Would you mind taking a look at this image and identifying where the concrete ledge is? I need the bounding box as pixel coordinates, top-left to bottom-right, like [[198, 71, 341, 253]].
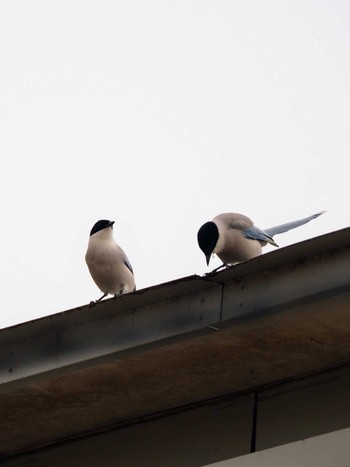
[[0, 227, 350, 458]]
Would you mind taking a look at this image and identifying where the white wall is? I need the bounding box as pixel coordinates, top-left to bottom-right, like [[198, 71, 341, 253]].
[[207, 427, 350, 467]]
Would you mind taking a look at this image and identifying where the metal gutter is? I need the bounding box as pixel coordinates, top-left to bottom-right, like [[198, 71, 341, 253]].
[[0, 227, 350, 458], [0, 227, 349, 390]]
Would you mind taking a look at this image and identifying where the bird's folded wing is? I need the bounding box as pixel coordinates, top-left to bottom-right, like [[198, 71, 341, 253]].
[[123, 256, 134, 274], [264, 211, 325, 238], [242, 226, 278, 247]]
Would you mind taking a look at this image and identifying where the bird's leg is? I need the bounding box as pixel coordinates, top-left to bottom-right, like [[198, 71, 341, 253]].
[[211, 263, 228, 273], [96, 293, 108, 302], [89, 293, 108, 307], [113, 289, 125, 299]]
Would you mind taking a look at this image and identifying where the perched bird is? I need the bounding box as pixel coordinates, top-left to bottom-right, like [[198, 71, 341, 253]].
[[197, 211, 325, 267], [85, 219, 136, 302]]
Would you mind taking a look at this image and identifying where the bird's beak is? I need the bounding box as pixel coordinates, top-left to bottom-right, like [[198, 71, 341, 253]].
[[108, 221, 115, 228], [206, 254, 211, 266]]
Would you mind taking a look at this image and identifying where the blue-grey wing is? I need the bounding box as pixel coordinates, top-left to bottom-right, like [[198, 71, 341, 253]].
[[265, 211, 325, 238], [123, 256, 134, 274], [242, 226, 278, 246]]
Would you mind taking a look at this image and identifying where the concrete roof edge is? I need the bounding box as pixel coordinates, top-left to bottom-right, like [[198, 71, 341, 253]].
[[0, 227, 349, 390], [2, 226, 348, 336]]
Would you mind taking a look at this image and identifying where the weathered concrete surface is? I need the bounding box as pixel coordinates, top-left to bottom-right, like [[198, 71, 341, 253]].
[[1, 228, 350, 459]]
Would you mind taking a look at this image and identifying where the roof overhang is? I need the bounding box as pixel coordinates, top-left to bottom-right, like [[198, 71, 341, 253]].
[[1, 227, 350, 458]]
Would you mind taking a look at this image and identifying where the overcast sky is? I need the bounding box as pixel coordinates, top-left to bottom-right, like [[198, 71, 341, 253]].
[[0, 0, 348, 328]]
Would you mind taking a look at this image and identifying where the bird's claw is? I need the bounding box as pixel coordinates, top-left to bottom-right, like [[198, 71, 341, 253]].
[[113, 289, 125, 299]]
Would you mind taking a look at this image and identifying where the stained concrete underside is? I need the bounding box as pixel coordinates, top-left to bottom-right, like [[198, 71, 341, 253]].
[[1, 227, 350, 459]]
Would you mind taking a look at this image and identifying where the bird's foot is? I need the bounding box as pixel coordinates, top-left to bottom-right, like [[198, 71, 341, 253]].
[[89, 293, 108, 307], [113, 289, 125, 299], [209, 263, 228, 274]]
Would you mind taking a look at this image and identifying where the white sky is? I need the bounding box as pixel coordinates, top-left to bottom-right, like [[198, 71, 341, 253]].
[[0, 0, 348, 328]]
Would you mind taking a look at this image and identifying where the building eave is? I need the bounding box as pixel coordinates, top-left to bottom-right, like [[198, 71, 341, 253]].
[[1, 227, 350, 458]]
